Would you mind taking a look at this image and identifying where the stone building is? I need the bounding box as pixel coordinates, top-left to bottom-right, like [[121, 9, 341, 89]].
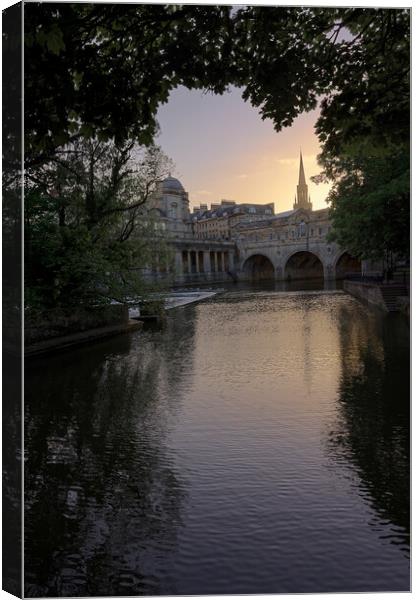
[[147, 177, 236, 284], [149, 176, 194, 239], [233, 152, 361, 281], [148, 155, 361, 284], [192, 200, 275, 240]]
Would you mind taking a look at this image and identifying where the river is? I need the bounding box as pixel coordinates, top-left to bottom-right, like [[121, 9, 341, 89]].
[[24, 285, 410, 596]]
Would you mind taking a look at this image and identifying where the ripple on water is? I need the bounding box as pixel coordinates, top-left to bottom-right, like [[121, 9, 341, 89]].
[[23, 288, 410, 596]]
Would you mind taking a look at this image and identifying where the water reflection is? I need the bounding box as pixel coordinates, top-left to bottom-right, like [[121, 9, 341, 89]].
[[328, 303, 409, 553], [3, 354, 22, 596], [25, 312, 196, 597], [24, 289, 410, 595]]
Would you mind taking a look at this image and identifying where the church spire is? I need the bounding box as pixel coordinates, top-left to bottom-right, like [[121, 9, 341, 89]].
[[298, 150, 306, 186], [293, 149, 312, 211]]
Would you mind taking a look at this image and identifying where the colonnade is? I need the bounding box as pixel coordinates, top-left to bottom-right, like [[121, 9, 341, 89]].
[[177, 249, 234, 275]]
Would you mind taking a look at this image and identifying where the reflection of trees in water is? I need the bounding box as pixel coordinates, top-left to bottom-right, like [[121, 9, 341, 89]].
[[3, 354, 22, 597], [329, 304, 409, 553], [24, 315, 196, 597]]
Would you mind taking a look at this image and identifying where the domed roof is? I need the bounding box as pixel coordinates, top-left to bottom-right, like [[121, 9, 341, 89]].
[[161, 176, 184, 192]]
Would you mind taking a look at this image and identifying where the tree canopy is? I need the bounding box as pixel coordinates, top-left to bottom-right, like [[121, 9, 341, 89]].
[[25, 140, 173, 310], [17, 3, 410, 299], [23, 6, 409, 163], [326, 150, 409, 262], [23, 3, 234, 169]]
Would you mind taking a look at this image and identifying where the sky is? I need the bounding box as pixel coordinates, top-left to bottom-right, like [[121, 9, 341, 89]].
[[156, 85, 332, 213]]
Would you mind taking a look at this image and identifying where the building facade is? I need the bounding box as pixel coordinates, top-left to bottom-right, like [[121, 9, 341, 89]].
[[191, 200, 275, 241], [149, 154, 361, 284], [149, 176, 194, 240]]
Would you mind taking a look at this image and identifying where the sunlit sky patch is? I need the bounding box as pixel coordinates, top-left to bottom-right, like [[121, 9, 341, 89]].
[[157, 85, 332, 213]]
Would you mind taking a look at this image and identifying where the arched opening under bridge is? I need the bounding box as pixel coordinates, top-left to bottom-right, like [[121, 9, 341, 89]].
[[243, 254, 275, 281], [335, 252, 362, 279], [285, 251, 324, 281]]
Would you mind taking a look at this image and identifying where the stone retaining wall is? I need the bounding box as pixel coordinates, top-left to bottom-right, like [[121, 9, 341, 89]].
[[24, 304, 129, 345], [343, 280, 386, 311]]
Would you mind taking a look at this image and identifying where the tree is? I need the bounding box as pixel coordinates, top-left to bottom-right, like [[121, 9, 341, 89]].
[[21, 5, 410, 273], [326, 151, 409, 264], [24, 6, 409, 154], [233, 7, 410, 260], [232, 8, 409, 145], [25, 141, 174, 310], [23, 3, 234, 171]]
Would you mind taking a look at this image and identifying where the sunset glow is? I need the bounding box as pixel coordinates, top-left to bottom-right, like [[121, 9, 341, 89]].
[[157, 86, 332, 213]]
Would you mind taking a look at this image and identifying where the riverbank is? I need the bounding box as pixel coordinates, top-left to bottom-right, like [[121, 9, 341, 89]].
[[24, 319, 143, 357], [128, 290, 220, 318], [21, 291, 221, 357], [343, 280, 409, 313]]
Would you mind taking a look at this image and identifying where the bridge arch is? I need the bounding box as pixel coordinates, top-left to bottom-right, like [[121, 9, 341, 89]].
[[242, 254, 275, 281], [335, 251, 361, 279], [284, 251, 324, 281]]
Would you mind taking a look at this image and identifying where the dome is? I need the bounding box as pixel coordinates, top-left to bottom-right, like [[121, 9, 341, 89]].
[[161, 176, 184, 192]]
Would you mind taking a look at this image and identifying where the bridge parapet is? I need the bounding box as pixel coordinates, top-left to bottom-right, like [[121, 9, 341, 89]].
[[236, 236, 345, 281]]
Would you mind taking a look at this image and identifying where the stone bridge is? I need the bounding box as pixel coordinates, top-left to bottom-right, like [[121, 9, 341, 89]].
[[167, 237, 361, 285], [236, 238, 361, 282], [232, 205, 362, 282], [146, 205, 362, 285]]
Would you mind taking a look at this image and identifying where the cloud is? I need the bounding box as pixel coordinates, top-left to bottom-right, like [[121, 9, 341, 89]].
[[236, 173, 248, 179]]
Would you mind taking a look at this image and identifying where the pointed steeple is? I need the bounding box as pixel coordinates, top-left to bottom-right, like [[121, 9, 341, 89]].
[[293, 149, 312, 211], [298, 150, 306, 186]]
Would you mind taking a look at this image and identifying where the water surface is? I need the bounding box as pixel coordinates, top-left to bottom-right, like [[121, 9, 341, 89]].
[[24, 288, 410, 596]]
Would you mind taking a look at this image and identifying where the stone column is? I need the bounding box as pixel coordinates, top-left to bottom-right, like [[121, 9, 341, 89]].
[[175, 251, 183, 275], [228, 250, 234, 271], [221, 252, 226, 272], [187, 251, 192, 275], [203, 251, 211, 274], [214, 252, 218, 272]]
